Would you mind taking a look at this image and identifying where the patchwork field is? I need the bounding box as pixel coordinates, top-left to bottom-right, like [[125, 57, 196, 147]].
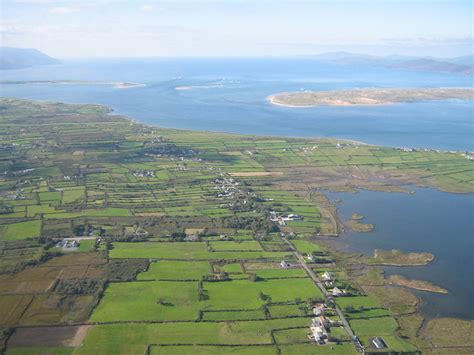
[[1, 98, 469, 353]]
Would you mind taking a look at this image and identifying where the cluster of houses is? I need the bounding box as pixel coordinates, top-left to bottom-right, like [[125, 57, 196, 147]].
[[300, 145, 319, 154], [55, 239, 80, 249], [396, 146, 470, 157], [2, 189, 24, 201], [214, 177, 241, 199], [124, 225, 148, 238], [3, 168, 35, 177], [309, 303, 340, 345], [461, 152, 474, 160], [131, 169, 155, 178], [321, 271, 347, 297], [270, 211, 303, 226], [214, 177, 256, 209]]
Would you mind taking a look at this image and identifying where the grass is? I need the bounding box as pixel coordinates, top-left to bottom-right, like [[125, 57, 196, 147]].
[[62, 187, 85, 204], [350, 316, 399, 336], [90, 281, 200, 322], [202, 310, 264, 321], [109, 242, 290, 260], [369, 335, 418, 352], [253, 268, 307, 279], [273, 328, 310, 344], [279, 344, 357, 354], [336, 296, 382, 310], [268, 304, 306, 318], [220, 263, 243, 273], [209, 241, 263, 251], [76, 318, 312, 354], [345, 308, 391, 319], [137, 260, 211, 280], [6, 347, 74, 355], [77, 240, 95, 252], [1, 220, 42, 241], [150, 345, 277, 355], [202, 278, 322, 310]]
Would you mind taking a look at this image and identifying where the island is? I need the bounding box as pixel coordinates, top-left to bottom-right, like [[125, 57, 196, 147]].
[[344, 213, 374, 232], [268, 87, 474, 107]]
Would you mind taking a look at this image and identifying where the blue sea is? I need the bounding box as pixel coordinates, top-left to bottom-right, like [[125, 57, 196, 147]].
[[1, 58, 473, 319], [0, 58, 473, 150]]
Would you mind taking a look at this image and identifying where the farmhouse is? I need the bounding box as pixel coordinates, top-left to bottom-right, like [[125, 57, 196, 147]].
[[310, 316, 330, 344], [313, 303, 327, 316], [331, 287, 344, 297], [321, 271, 333, 281], [371, 337, 388, 349]]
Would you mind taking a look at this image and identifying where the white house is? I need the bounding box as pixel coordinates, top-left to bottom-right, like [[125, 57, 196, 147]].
[[332, 287, 343, 297], [321, 271, 333, 281]]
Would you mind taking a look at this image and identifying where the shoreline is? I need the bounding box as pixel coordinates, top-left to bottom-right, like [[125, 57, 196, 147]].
[[267, 94, 394, 107], [2, 97, 473, 353], [0, 80, 146, 89]]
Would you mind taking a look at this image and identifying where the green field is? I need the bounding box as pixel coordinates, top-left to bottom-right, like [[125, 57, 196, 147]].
[[1, 98, 457, 353], [109, 242, 290, 260], [91, 281, 200, 322], [1, 220, 42, 241], [138, 260, 212, 280]]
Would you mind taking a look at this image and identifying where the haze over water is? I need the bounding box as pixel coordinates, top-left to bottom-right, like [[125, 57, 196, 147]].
[[1, 58, 473, 318]]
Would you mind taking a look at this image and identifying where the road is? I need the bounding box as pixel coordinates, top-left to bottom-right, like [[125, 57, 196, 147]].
[[282, 238, 356, 340]]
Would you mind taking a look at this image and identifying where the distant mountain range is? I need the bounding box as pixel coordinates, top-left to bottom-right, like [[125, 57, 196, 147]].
[[0, 47, 59, 70], [0, 47, 472, 75], [311, 52, 473, 75]]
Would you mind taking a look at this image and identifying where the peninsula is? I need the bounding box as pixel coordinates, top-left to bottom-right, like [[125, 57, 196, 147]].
[[268, 87, 474, 107]]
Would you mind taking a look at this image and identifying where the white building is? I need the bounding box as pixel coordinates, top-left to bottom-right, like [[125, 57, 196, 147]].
[[321, 271, 333, 281]]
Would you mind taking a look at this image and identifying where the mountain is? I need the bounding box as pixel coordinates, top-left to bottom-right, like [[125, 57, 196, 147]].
[[445, 55, 474, 66], [0, 47, 60, 70], [390, 58, 473, 75], [312, 52, 473, 75]]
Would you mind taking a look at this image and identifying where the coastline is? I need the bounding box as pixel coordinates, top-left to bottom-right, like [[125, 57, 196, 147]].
[[1, 97, 473, 354], [267, 87, 474, 108], [0, 80, 146, 89], [267, 93, 394, 107]]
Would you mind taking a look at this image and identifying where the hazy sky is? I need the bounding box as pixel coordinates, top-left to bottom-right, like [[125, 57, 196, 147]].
[[1, 0, 473, 58]]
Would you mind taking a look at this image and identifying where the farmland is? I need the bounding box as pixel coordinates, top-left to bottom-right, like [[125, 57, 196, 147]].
[[0, 98, 473, 354]]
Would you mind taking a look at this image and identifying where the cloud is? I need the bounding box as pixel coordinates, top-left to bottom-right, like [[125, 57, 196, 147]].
[[48, 6, 77, 14]]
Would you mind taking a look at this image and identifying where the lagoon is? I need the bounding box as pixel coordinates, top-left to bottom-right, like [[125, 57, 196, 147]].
[[325, 188, 474, 319]]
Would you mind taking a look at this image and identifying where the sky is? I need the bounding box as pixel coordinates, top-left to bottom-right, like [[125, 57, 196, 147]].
[[0, 0, 473, 58]]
